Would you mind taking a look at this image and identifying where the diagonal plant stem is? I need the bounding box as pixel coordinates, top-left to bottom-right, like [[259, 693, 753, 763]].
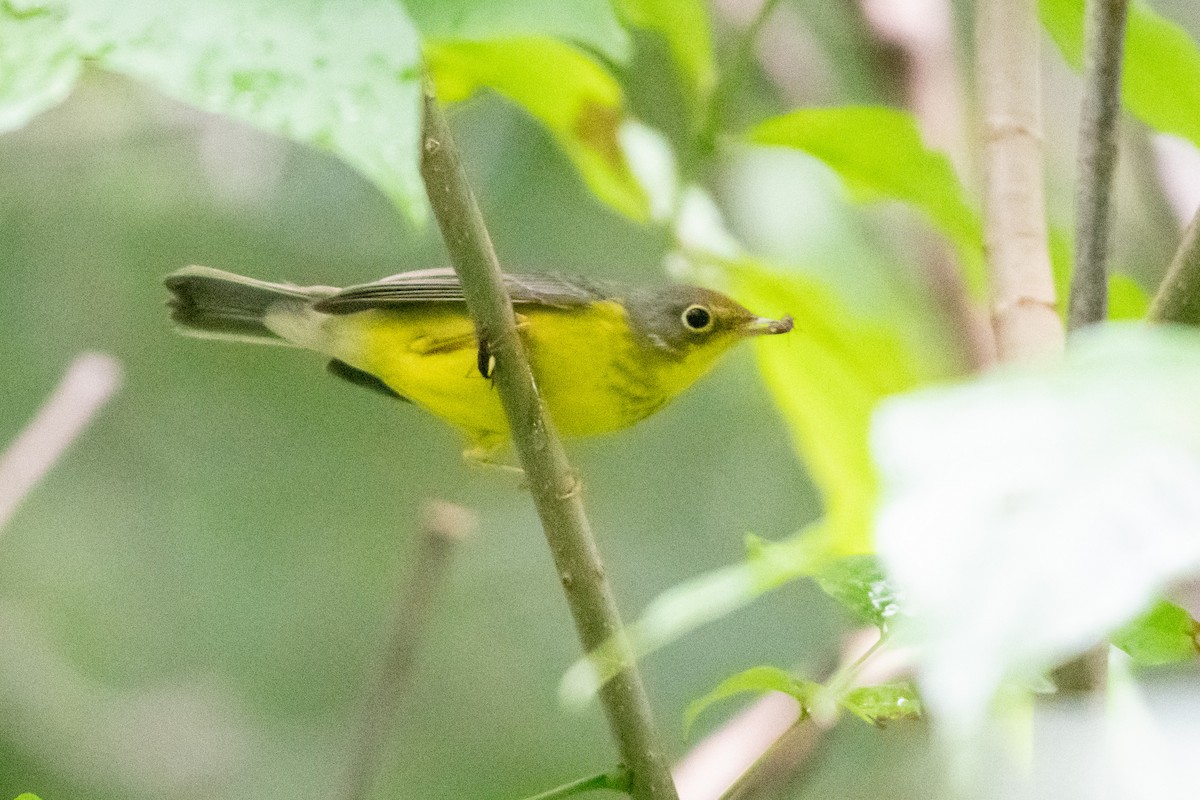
[[1067, 0, 1130, 331], [418, 84, 680, 800], [976, 0, 1065, 362], [1149, 207, 1200, 325], [339, 501, 474, 800]]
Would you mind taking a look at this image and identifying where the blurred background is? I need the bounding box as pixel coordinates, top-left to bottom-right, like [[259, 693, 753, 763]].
[[2, 0, 1199, 798]]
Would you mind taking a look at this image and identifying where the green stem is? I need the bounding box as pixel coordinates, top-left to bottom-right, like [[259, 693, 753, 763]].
[[519, 769, 632, 800], [1067, 0, 1130, 331], [1149, 207, 1200, 325], [418, 85, 679, 800]]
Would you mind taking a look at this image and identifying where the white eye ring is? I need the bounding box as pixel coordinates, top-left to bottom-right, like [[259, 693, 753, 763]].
[[681, 304, 713, 332]]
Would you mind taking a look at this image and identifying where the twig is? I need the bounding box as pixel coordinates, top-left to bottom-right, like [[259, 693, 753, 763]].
[[339, 500, 475, 800], [418, 85, 680, 800], [975, 0, 1065, 362], [1149, 207, 1200, 325], [0, 353, 122, 533], [1067, 0, 1130, 331]]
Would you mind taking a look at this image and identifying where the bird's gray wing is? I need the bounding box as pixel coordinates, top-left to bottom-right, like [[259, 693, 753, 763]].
[[312, 268, 610, 314]]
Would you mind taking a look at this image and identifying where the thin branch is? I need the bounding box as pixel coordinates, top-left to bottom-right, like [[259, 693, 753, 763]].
[[1067, 0, 1130, 331], [0, 353, 122, 533], [339, 501, 473, 800], [418, 85, 680, 800], [975, 0, 1066, 362], [1149, 207, 1200, 325]]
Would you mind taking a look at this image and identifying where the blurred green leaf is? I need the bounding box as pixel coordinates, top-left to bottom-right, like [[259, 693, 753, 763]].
[[748, 106, 985, 293], [1112, 600, 1200, 666], [841, 682, 922, 725], [14, 794, 44, 800], [1109, 273, 1151, 321], [875, 324, 1200, 739], [0, 5, 81, 133], [813, 555, 903, 631], [402, 0, 630, 62], [1041, 0, 1200, 149], [427, 36, 650, 221], [2, 0, 426, 220], [684, 665, 818, 732], [615, 0, 715, 107], [726, 259, 922, 556]]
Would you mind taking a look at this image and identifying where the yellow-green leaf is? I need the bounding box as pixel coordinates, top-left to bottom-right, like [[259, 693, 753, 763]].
[[748, 106, 985, 293], [426, 36, 649, 221], [1041, 0, 1200, 149], [841, 682, 922, 725], [1112, 600, 1200, 666], [726, 260, 922, 556], [684, 666, 818, 733], [615, 0, 715, 106]]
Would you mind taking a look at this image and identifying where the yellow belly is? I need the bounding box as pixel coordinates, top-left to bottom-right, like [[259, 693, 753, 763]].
[[308, 301, 721, 450]]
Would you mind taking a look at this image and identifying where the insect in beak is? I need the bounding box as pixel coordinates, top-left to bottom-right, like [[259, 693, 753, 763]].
[[743, 315, 794, 336]]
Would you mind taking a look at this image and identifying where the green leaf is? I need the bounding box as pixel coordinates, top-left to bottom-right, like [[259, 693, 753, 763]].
[[615, 0, 715, 106], [813, 555, 903, 631], [748, 106, 985, 293], [14, 795, 44, 800], [3, 0, 426, 220], [1109, 273, 1151, 321], [426, 36, 650, 222], [402, 0, 630, 63], [874, 324, 1200, 739], [0, 4, 81, 133], [726, 260, 922, 555], [684, 666, 818, 732], [1040, 0, 1200, 149], [1112, 600, 1200, 666], [841, 682, 922, 725]]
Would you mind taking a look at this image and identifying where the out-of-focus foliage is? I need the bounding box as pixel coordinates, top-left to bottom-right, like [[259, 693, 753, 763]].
[[615, 0, 716, 110], [875, 325, 1200, 739], [812, 555, 902, 631], [426, 36, 649, 221], [0, 0, 426, 219], [749, 107, 985, 292], [1041, 0, 1200, 149], [404, 0, 631, 61], [1112, 600, 1200, 666]]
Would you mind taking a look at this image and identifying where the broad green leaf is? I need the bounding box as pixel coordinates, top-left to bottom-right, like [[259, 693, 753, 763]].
[[14, 795, 44, 800], [426, 37, 650, 222], [841, 682, 922, 725], [0, 4, 81, 133], [615, 0, 715, 107], [748, 107, 985, 293], [813, 555, 903, 631], [1112, 600, 1199, 666], [684, 666, 818, 732], [727, 259, 922, 555], [875, 324, 1200, 740], [1040, 0, 1200, 149], [3, 0, 426, 220], [402, 0, 630, 63]]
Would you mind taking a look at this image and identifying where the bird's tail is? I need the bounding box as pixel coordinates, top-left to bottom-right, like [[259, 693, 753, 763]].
[[164, 265, 335, 345]]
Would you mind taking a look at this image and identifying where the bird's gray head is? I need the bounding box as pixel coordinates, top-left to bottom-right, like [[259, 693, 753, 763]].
[[622, 284, 793, 355]]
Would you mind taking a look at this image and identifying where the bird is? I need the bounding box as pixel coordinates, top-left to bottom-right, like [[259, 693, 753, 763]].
[[164, 265, 793, 463]]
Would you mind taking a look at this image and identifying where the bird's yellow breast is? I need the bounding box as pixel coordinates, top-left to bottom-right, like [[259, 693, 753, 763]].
[[321, 300, 730, 451]]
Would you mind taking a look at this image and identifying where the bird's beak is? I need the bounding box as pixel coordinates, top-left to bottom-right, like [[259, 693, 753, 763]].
[[742, 314, 794, 336]]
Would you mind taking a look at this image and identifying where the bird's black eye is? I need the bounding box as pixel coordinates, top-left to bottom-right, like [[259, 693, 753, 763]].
[[682, 304, 713, 331]]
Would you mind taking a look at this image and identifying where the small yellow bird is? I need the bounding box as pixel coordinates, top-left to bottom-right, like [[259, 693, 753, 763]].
[[164, 266, 793, 461]]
